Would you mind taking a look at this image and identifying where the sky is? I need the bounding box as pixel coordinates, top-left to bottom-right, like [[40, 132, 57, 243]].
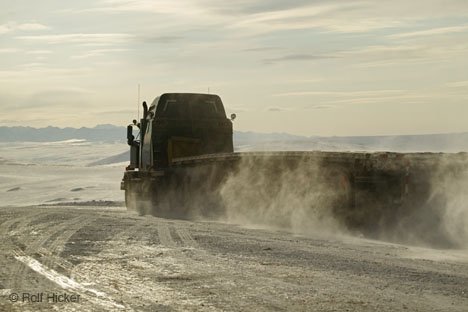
[[1, 0, 468, 136]]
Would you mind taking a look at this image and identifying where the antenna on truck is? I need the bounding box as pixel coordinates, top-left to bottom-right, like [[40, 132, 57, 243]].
[[137, 84, 141, 120]]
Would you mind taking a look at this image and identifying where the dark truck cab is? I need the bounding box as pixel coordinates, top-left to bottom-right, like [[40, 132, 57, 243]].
[[127, 93, 234, 171]]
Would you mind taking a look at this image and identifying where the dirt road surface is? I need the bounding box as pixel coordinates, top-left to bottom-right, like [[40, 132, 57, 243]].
[[0, 205, 467, 311]]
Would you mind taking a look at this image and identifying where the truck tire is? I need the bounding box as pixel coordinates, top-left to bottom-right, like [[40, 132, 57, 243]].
[[125, 188, 137, 211], [125, 182, 147, 216], [134, 180, 156, 216]]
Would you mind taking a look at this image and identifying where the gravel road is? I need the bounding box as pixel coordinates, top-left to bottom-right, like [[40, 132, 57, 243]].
[[0, 205, 467, 311]]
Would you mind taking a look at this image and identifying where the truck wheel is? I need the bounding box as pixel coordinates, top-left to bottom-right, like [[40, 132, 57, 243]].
[[124, 181, 150, 216], [134, 181, 155, 216], [125, 188, 137, 211]]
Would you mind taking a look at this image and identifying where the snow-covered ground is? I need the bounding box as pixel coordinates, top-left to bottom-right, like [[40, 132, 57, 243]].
[[0, 140, 127, 207]]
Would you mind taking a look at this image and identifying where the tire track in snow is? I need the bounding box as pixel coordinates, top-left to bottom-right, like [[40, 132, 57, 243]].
[[14, 252, 127, 310], [175, 226, 198, 248], [11, 214, 90, 291], [157, 223, 176, 247]]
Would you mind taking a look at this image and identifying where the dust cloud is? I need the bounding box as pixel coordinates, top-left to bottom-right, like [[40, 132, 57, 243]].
[[427, 155, 468, 248], [218, 155, 348, 239], [132, 153, 468, 249], [216, 153, 468, 249]]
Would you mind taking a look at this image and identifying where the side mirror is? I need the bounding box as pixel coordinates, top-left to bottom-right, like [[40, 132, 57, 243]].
[[230, 113, 237, 121]]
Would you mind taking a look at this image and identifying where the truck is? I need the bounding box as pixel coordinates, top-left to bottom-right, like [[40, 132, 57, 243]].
[[121, 93, 468, 240]]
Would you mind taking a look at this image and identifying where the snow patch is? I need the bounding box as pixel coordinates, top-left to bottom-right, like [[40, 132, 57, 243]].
[[14, 255, 125, 309]]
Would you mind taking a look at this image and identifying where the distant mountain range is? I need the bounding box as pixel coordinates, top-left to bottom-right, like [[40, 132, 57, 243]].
[[0, 124, 124, 143], [1, 125, 467, 152]]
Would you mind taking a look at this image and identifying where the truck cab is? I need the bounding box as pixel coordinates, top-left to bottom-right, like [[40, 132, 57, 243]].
[[136, 93, 234, 170]]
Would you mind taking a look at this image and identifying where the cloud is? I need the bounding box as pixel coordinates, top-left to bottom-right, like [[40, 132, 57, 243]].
[[263, 53, 338, 64], [210, 0, 468, 38], [307, 105, 335, 110], [84, 0, 206, 16], [0, 117, 51, 125], [390, 25, 468, 39], [339, 41, 468, 68], [18, 62, 47, 69], [267, 107, 285, 112], [16, 23, 50, 31], [84, 1, 402, 35], [16, 33, 133, 45], [0, 66, 93, 83], [273, 91, 337, 97], [276, 88, 468, 106], [342, 45, 425, 57], [446, 81, 468, 88], [94, 109, 136, 116], [271, 88, 464, 107], [226, 107, 249, 113], [267, 104, 334, 111], [196, 0, 315, 15], [227, 2, 405, 35], [135, 35, 183, 44], [0, 88, 95, 114], [0, 48, 19, 53], [0, 25, 10, 34], [26, 50, 53, 54], [273, 89, 406, 98], [335, 43, 467, 67], [13, 88, 94, 110], [70, 48, 130, 59], [0, 22, 49, 34], [242, 46, 282, 52]]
